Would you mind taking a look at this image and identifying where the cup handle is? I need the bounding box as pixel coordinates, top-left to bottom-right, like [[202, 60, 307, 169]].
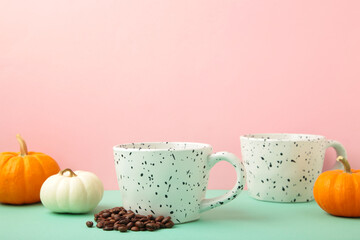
[[326, 140, 347, 170], [199, 152, 246, 213]]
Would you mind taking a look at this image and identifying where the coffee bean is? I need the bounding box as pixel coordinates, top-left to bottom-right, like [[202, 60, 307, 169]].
[[96, 222, 104, 228], [117, 224, 126, 231], [131, 226, 140, 231], [146, 223, 157, 231], [147, 215, 154, 220], [102, 212, 111, 218], [103, 226, 114, 231], [155, 216, 164, 222], [126, 222, 134, 229], [119, 218, 129, 224], [113, 207, 122, 213], [104, 221, 113, 226], [165, 221, 174, 228], [119, 226, 128, 232], [135, 221, 144, 228], [162, 216, 171, 224], [132, 217, 141, 222], [86, 221, 93, 228]]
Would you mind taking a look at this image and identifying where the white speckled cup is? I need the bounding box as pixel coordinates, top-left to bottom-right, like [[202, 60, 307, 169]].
[[113, 142, 246, 224], [240, 134, 347, 203]]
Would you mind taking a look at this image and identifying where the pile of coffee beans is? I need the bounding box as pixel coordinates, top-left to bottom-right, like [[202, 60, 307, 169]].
[[86, 207, 175, 232]]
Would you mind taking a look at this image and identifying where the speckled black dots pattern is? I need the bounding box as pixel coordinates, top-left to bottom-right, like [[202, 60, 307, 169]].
[[114, 143, 245, 223], [201, 152, 245, 212], [241, 134, 329, 202]]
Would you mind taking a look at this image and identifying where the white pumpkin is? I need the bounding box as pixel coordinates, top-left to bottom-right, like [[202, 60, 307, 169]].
[[40, 168, 104, 213]]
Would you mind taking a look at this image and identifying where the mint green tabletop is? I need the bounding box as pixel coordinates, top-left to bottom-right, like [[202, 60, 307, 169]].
[[0, 190, 358, 240]]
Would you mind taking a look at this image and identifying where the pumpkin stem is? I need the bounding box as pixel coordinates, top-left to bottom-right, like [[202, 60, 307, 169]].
[[337, 156, 351, 173], [16, 134, 28, 156], [60, 168, 77, 177]]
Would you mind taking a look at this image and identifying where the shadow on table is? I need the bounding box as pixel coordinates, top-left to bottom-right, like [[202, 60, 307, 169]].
[[0, 202, 43, 207], [201, 207, 269, 222], [40, 204, 116, 217]]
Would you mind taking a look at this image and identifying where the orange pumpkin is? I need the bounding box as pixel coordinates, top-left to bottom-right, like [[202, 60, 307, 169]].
[[313, 156, 360, 217], [0, 135, 60, 205]]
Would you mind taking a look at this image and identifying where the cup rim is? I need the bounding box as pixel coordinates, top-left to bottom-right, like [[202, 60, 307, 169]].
[[113, 142, 212, 152], [240, 133, 325, 142]]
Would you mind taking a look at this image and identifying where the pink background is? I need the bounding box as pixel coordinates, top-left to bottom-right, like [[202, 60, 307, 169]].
[[1, 1, 359, 190]]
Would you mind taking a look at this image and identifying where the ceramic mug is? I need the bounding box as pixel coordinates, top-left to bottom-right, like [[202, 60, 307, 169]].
[[113, 142, 246, 224], [240, 134, 347, 203]]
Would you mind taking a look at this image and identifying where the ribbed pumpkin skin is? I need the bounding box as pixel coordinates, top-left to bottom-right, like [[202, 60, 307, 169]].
[[0, 151, 60, 205], [40, 170, 104, 213], [313, 169, 360, 217]]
